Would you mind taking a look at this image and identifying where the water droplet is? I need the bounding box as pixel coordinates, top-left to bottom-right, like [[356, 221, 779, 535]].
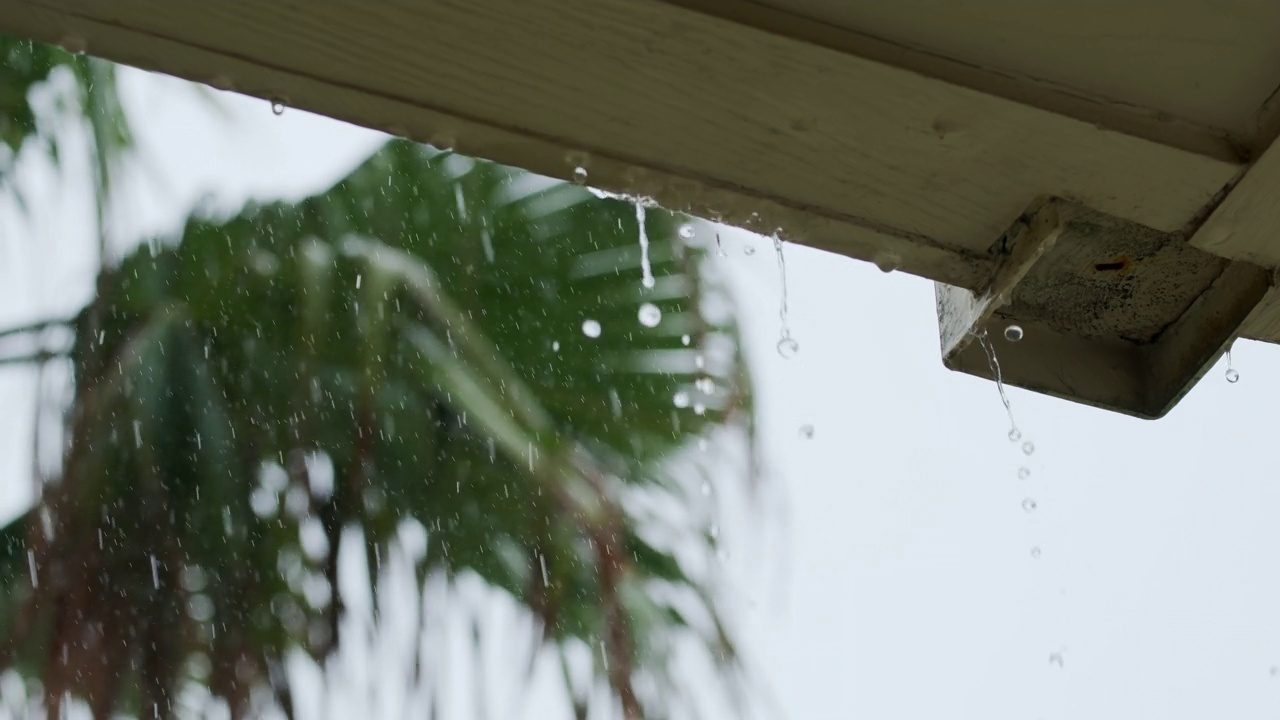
[[638, 303, 662, 327], [270, 98, 286, 115], [1017, 466, 1031, 480], [673, 391, 690, 409], [210, 74, 235, 91], [57, 35, 87, 54], [872, 252, 901, 273], [581, 319, 602, 338], [744, 244, 756, 256], [572, 166, 588, 184], [681, 334, 691, 346], [799, 424, 815, 439], [1030, 546, 1042, 559], [1022, 498, 1038, 512], [693, 402, 707, 416], [551, 340, 560, 352], [1226, 368, 1239, 383], [1008, 427, 1022, 442], [1049, 652, 1064, 668], [1003, 324, 1024, 342], [678, 223, 696, 240], [777, 336, 799, 359], [1022, 441, 1035, 456]]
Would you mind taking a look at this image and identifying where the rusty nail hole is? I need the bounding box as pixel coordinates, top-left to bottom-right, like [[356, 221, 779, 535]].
[[1094, 257, 1129, 272]]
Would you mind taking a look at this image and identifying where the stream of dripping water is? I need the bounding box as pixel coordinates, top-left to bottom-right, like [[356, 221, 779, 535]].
[[975, 329, 1066, 687], [635, 202, 655, 290], [773, 232, 798, 357], [975, 330, 1019, 441]]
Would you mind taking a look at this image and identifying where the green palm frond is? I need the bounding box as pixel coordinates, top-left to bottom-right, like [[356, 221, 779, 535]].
[[1, 33, 132, 257], [0, 140, 754, 719]]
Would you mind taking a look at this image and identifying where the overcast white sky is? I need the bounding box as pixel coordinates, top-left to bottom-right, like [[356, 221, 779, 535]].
[[4, 68, 1280, 719]]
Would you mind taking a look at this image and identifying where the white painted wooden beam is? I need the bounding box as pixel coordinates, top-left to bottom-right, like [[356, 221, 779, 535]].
[[1192, 139, 1280, 268], [0, 0, 1241, 291]]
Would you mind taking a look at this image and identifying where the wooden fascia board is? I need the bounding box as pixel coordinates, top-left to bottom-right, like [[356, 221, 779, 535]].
[[0, 0, 1242, 291]]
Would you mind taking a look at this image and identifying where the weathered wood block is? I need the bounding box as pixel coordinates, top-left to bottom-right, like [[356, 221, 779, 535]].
[[937, 199, 1273, 418]]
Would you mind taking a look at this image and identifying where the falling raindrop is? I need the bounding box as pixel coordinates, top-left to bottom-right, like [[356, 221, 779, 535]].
[[1049, 652, 1064, 668], [694, 354, 705, 369], [635, 202, 655, 289], [744, 244, 756, 256], [1271, 665, 1278, 678], [777, 336, 800, 359], [1022, 441, 1035, 456], [1018, 466, 1031, 480], [638, 303, 662, 327], [1226, 348, 1239, 383], [1003, 324, 1024, 342], [551, 340, 561, 352], [355, 273, 362, 290], [799, 424, 815, 439], [572, 166, 588, 184], [538, 554, 550, 587], [1022, 498, 1038, 513], [581, 319, 602, 338], [681, 334, 691, 346], [673, 391, 691, 409], [133, 420, 143, 449], [700, 480, 712, 496], [695, 377, 715, 394], [27, 550, 38, 588], [150, 555, 161, 589], [1030, 546, 1042, 559], [693, 402, 707, 416], [270, 98, 286, 115], [1008, 427, 1022, 442]]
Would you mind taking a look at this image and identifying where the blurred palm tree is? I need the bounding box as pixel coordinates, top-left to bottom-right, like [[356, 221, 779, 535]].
[[0, 36, 755, 719]]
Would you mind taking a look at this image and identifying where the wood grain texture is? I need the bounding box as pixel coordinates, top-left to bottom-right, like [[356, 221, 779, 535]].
[[1239, 285, 1280, 342], [752, 0, 1280, 145], [672, 0, 1244, 161], [1191, 136, 1280, 267], [0, 0, 1241, 290]]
